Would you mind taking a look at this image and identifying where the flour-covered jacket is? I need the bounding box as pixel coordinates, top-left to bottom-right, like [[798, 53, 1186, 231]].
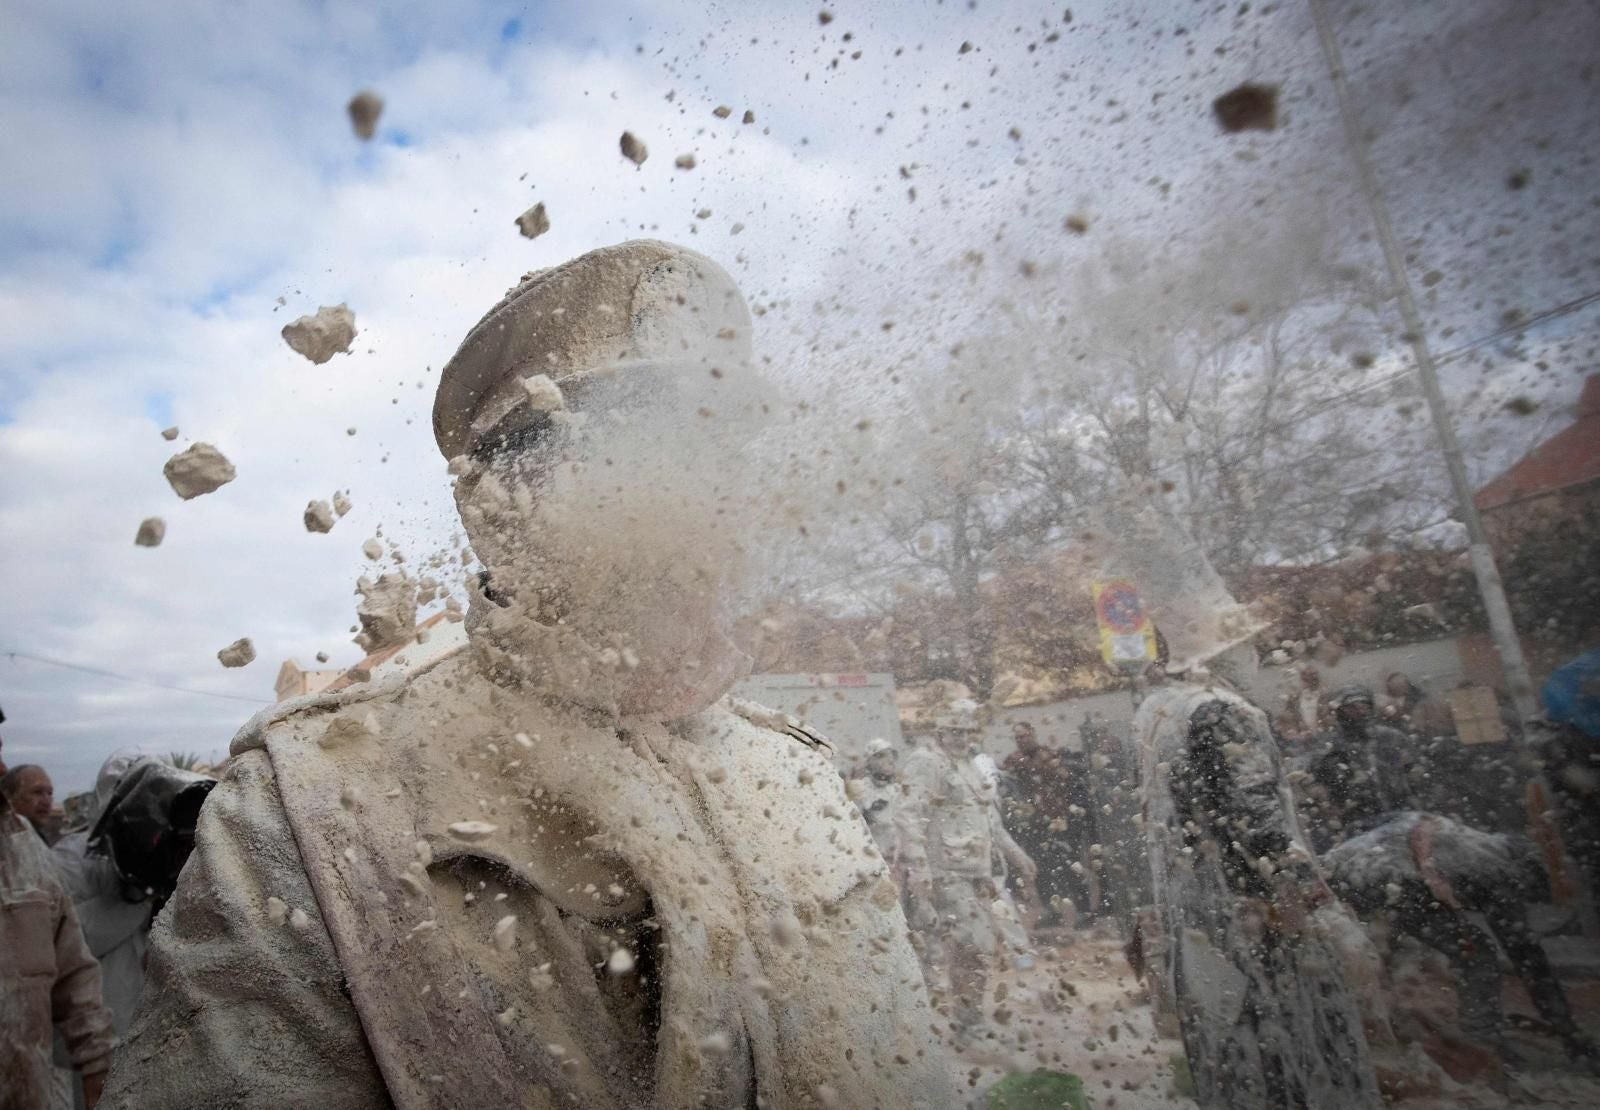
[[2, 811, 115, 1110], [899, 748, 1002, 881], [1134, 680, 1379, 1110], [1321, 810, 1545, 912], [103, 648, 955, 1109]]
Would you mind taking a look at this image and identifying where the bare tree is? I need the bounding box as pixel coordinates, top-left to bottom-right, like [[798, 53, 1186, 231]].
[[1005, 221, 1451, 580], [787, 219, 1456, 694], [861, 366, 1060, 696]]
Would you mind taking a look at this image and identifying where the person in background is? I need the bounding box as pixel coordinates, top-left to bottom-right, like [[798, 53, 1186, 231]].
[[52, 756, 160, 1034], [846, 737, 987, 976], [901, 701, 1036, 1044], [1137, 646, 1379, 1109], [1116, 499, 1378, 1110], [1001, 722, 1088, 927], [846, 737, 904, 864], [894, 730, 951, 1000], [1322, 811, 1599, 1070], [970, 742, 1039, 972], [49, 753, 216, 1108], [1539, 650, 1600, 913], [1273, 665, 1332, 764], [1303, 685, 1419, 853], [1311, 682, 1596, 1068], [2, 764, 61, 845], [2, 770, 116, 1108]]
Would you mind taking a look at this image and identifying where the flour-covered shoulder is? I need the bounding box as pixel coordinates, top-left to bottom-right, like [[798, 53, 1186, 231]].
[[692, 698, 881, 906], [722, 694, 833, 751]]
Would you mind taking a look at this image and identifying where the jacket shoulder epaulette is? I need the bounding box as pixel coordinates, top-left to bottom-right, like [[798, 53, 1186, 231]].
[[722, 695, 833, 751]]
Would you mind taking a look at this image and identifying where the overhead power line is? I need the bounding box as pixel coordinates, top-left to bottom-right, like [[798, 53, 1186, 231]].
[[1435, 288, 1600, 367], [1247, 285, 1600, 439], [4, 649, 272, 706]]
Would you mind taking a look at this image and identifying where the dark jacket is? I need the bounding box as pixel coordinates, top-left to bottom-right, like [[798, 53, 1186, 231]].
[[1307, 722, 1418, 850]]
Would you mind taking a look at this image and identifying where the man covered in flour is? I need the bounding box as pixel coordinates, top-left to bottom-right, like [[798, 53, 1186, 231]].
[[898, 700, 1036, 1045], [104, 241, 956, 1109], [1114, 494, 1381, 1110]]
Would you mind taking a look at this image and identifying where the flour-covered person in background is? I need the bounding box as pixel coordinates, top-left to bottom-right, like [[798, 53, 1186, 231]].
[[2, 766, 115, 1109], [898, 699, 1036, 1045], [1114, 496, 1381, 1110]]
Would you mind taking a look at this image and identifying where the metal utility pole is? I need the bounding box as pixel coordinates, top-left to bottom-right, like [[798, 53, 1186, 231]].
[[1308, 0, 1540, 730]]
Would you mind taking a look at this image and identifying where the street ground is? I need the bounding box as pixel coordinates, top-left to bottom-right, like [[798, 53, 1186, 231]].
[[937, 920, 1600, 1108], [944, 924, 1196, 1108]]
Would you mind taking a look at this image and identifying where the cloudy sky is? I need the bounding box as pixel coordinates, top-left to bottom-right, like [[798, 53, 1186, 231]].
[[3, 0, 1596, 792]]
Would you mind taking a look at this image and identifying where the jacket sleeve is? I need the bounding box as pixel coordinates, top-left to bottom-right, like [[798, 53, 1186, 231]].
[[53, 835, 151, 960], [988, 804, 1032, 875], [1376, 729, 1424, 812], [892, 754, 938, 889], [101, 749, 390, 1109], [1173, 699, 1306, 897], [51, 886, 116, 1076]]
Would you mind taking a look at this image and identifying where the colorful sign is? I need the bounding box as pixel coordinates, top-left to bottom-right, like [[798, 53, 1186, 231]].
[[1093, 579, 1157, 666]]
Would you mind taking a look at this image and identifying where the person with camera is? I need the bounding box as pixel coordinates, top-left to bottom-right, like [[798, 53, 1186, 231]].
[[51, 754, 214, 1045]]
